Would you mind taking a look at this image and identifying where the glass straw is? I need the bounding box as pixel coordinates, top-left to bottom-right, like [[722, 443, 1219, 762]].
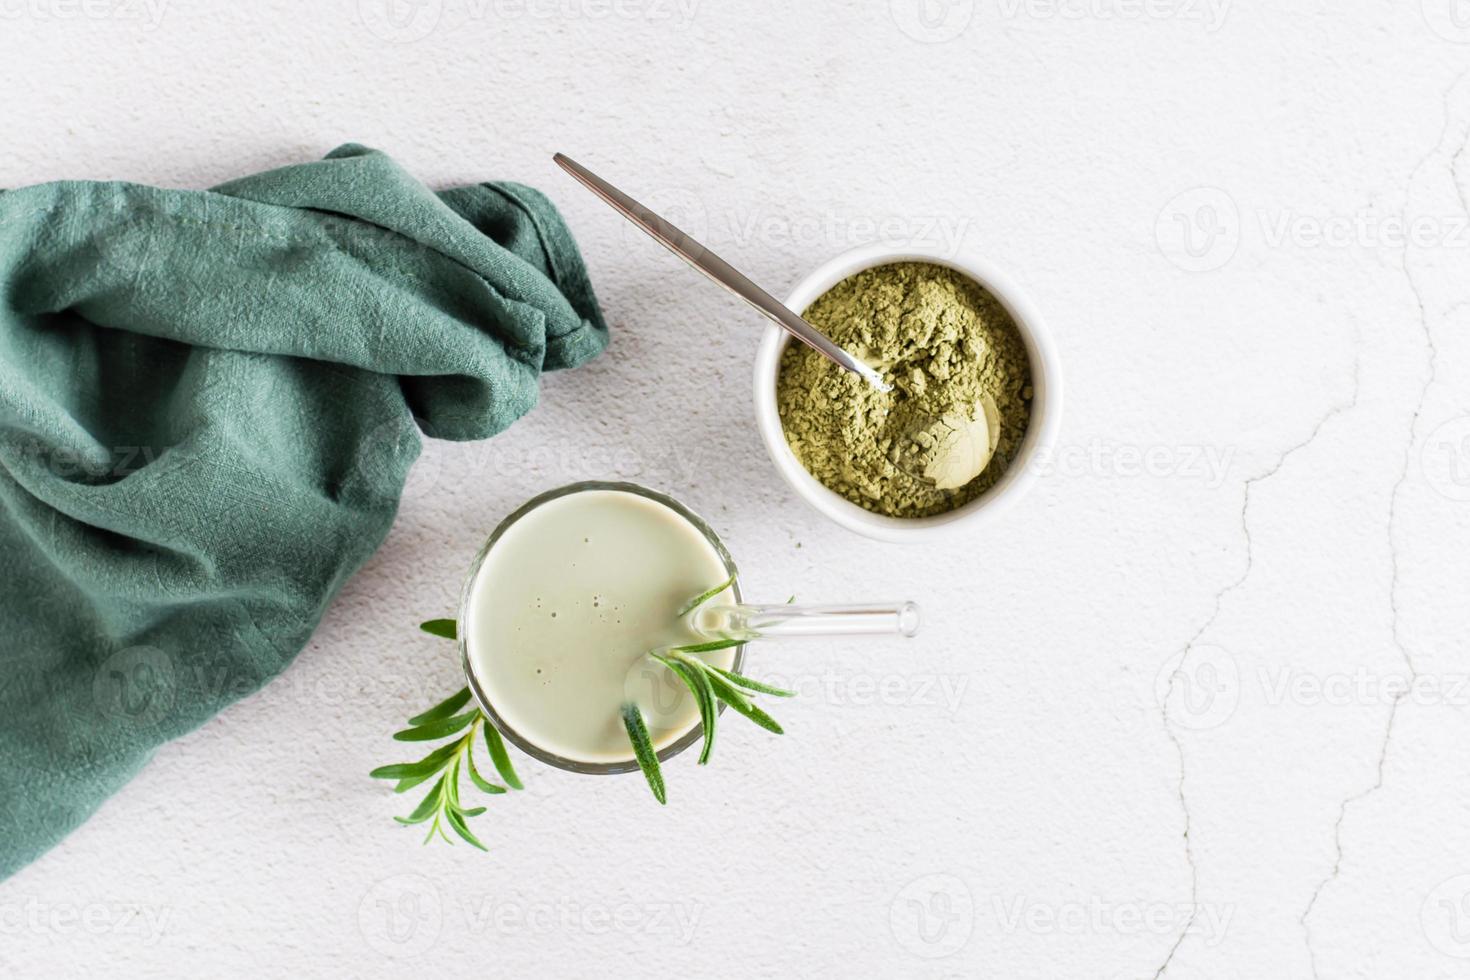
[[691, 602, 920, 641]]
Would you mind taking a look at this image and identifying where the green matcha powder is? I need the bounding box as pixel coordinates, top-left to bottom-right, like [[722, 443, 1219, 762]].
[[777, 262, 1033, 518]]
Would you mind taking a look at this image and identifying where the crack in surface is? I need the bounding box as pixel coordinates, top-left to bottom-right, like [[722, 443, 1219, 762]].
[[1297, 75, 1460, 979], [1153, 356, 1362, 980]]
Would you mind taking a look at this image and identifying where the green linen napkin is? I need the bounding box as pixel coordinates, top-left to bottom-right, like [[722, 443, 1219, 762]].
[[0, 144, 608, 880]]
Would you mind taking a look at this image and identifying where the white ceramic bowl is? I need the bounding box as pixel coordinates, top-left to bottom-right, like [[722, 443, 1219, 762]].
[[752, 243, 1063, 543]]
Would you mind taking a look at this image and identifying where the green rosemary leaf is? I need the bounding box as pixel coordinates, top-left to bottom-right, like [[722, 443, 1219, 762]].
[[703, 670, 785, 735], [654, 653, 717, 765], [408, 687, 471, 726], [420, 619, 457, 640], [465, 746, 508, 795], [690, 673, 718, 765], [717, 694, 785, 734], [394, 772, 436, 794], [622, 702, 666, 805], [786, 595, 796, 604], [467, 770, 508, 795], [445, 809, 488, 851], [395, 777, 445, 826], [394, 753, 462, 793], [697, 666, 750, 710], [394, 710, 477, 742], [706, 665, 796, 698], [373, 740, 462, 786], [670, 638, 745, 654], [482, 723, 523, 790], [410, 740, 465, 770], [444, 758, 463, 808], [676, 574, 735, 618]]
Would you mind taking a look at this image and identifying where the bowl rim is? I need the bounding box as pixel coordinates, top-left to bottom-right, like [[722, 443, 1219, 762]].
[[752, 242, 1063, 542]]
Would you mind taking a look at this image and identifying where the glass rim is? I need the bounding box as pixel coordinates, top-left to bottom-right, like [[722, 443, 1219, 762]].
[[457, 481, 744, 776]]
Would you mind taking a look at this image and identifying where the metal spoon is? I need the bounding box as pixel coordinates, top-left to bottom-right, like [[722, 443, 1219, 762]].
[[553, 153, 892, 393]]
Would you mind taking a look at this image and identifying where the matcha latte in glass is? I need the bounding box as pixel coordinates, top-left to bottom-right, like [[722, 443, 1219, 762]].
[[458, 482, 919, 774]]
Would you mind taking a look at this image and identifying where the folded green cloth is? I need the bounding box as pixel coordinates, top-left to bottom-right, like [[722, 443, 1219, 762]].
[[0, 144, 607, 880]]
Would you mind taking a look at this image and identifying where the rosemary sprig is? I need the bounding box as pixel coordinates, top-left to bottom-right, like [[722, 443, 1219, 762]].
[[370, 619, 524, 849], [625, 576, 795, 803], [622, 703, 666, 805], [676, 573, 735, 618]]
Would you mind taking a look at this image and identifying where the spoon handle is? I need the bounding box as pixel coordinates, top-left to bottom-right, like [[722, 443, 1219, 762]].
[[691, 602, 920, 640], [553, 153, 891, 392]]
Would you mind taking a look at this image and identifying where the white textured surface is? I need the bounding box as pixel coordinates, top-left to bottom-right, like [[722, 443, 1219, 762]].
[[4, 2, 1470, 977]]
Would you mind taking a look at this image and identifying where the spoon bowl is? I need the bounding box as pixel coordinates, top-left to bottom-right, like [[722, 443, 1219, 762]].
[[889, 393, 1002, 490]]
